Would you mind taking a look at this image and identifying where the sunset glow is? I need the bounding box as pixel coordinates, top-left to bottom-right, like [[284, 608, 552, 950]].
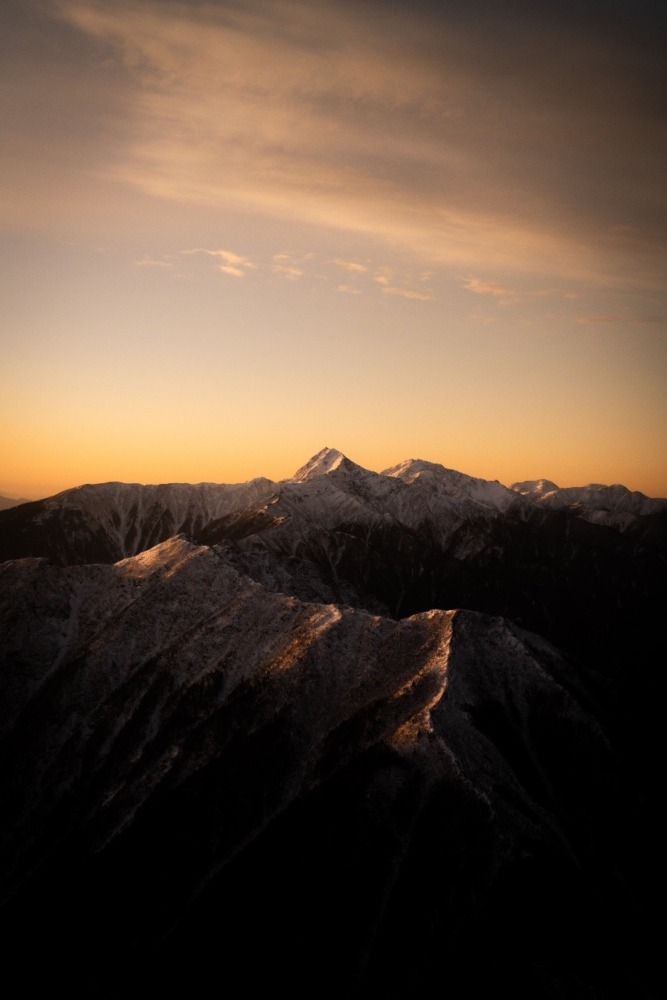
[[2, 0, 666, 499]]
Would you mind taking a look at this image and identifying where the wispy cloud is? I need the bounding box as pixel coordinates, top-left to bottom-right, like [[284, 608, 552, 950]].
[[463, 277, 517, 303], [183, 248, 257, 277], [381, 286, 433, 301], [271, 262, 303, 279], [332, 259, 369, 274], [51, 0, 667, 289], [178, 245, 437, 300]]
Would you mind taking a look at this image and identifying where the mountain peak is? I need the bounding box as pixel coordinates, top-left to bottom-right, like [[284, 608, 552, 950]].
[[290, 447, 349, 482], [511, 479, 560, 497], [382, 457, 445, 480]]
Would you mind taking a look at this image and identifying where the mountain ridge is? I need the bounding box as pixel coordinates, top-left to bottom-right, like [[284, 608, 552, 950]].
[[0, 448, 661, 997], [4, 445, 666, 506], [2, 447, 664, 570], [1, 534, 642, 998]]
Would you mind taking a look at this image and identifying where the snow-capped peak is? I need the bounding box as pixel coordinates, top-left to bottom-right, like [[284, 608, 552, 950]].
[[383, 458, 520, 511], [290, 447, 349, 482], [382, 458, 438, 480]]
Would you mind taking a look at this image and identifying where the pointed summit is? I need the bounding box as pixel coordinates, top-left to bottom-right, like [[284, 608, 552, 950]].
[[290, 447, 349, 483]]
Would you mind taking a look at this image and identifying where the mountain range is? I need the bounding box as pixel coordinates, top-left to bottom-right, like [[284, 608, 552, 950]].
[[1, 448, 663, 998]]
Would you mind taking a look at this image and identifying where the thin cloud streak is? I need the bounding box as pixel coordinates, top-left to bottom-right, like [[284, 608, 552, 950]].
[[382, 286, 433, 302], [182, 248, 257, 276], [332, 259, 369, 274], [463, 278, 517, 303], [50, 0, 667, 289]]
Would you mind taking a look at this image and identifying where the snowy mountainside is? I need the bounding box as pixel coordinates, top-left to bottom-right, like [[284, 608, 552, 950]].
[[0, 536, 635, 998], [1, 447, 664, 660], [0, 476, 276, 564], [194, 449, 665, 671], [291, 447, 527, 528], [2, 446, 664, 568], [512, 478, 667, 534], [0, 446, 527, 569], [384, 456, 522, 512], [196, 447, 532, 610], [512, 478, 666, 513]]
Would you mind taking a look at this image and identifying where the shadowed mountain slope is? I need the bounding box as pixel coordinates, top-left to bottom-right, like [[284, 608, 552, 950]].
[[0, 477, 276, 565], [0, 537, 649, 998]]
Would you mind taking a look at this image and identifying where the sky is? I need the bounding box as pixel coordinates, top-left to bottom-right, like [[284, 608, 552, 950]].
[[1, 0, 666, 499]]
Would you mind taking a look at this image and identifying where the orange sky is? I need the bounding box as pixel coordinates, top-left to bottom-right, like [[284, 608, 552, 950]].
[[2, 0, 666, 499]]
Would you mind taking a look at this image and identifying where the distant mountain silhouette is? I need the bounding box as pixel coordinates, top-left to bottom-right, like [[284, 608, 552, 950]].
[[0, 494, 31, 511]]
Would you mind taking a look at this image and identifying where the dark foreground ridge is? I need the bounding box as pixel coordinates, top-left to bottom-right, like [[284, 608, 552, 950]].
[[1, 449, 663, 998]]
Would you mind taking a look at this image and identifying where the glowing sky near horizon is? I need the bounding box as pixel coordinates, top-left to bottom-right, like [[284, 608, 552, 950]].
[[1, 0, 666, 499]]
